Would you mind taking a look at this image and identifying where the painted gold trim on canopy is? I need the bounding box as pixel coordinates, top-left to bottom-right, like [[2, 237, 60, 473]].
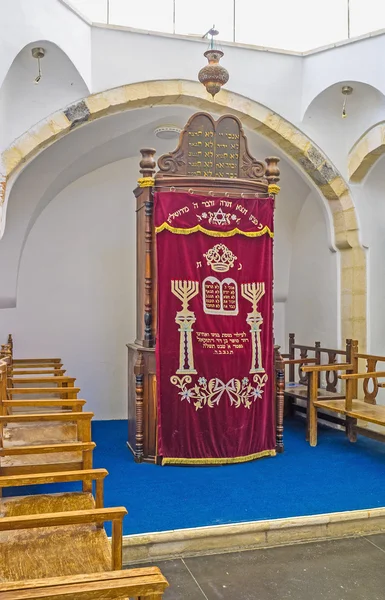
[[155, 223, 274, 238]]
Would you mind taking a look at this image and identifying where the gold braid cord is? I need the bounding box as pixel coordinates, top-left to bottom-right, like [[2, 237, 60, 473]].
[[138, 177, 155, 188]]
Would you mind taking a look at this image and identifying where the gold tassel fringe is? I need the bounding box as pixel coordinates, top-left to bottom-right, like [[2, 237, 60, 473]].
[[162, 449, 276, 466], [155, 223, 274, 238]]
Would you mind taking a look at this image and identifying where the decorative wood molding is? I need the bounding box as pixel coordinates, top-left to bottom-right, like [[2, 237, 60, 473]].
[[156, 112, 277, 193]]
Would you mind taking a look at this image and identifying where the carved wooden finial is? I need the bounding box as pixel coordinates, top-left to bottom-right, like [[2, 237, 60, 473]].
[[265, 157, 280, 195], [138, 148, 156, 187]]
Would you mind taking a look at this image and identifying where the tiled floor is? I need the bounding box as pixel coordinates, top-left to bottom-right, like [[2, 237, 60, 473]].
[[134, 535, 385, 599]]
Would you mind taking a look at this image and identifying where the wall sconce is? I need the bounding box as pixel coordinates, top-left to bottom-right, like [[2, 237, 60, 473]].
[[32, 47, 45, 84], [342, 85, 353, 118]]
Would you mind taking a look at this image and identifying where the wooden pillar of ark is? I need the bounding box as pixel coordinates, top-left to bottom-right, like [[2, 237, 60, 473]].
[[136, 148, 156, 348], [127, 149, 158, 463], [274, 345, 285, 453], [268, 157, 282, 452]]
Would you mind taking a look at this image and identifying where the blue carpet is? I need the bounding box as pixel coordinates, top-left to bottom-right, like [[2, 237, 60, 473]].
[[5, 419, 385, 536]]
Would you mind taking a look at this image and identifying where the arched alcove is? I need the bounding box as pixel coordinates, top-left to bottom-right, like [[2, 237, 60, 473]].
[[0, 40, 90, 149], [302, 81, 385, 172]]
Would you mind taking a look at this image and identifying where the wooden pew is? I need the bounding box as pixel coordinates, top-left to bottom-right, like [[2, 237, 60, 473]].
[[0, 412, 94, 475], [0, 506, 127, 579], [7, 387, 81, 399], [0, 360, 93, 474], [0, 468, 108, 506], [303, 340, 385, 446], [0, 568, 169, 600], [1, 360, 85, 416], [278, 333, 348, 435], [10, 376, 76, 387], [7, 334, 63, 369]]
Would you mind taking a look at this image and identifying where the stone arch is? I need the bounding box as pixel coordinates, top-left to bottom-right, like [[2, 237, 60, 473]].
[[348, 121, 385, 182], [0, 79, 366, 347]]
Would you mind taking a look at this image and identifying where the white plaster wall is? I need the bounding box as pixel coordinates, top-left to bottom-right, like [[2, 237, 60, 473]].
[[285, 191, 339, 350], [0, 42, 90, 149], [358, 156, 385, 356], [302, 35, 385, 117], [0, 158, 137, 420], [0, 0, 91, 90], [90, 27, 303, 122]]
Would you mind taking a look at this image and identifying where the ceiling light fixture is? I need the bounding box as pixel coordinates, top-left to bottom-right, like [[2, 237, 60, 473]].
[[154, 126, 182, 140], [341, 85, 353, 119], [198, 26, 229, 99], [32, 47, 45, 84]]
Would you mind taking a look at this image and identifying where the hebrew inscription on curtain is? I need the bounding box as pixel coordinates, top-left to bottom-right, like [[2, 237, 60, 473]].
[[155, 191, 276, 465]]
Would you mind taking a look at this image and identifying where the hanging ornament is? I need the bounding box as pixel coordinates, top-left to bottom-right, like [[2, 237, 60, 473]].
[[32, 47, 45, 84], [198, 27, 229, 99], [341, 85, 353, 119]]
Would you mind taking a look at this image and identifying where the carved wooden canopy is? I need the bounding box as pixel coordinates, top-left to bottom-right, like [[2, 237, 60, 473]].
[[155, 112, 279, 194]]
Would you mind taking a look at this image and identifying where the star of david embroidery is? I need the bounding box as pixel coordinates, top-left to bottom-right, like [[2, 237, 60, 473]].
[[211, 208, 228, 225]]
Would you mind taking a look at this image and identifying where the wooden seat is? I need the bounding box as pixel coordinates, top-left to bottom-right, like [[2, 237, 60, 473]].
[[313, 398, 347, 413], [12, 359, 62, 365], [0, 568, 169, 600], [10, 368, 66, 376], [0, 468, 107, 510], [286, 383, 344, 402], [0, 507, 127, 582], [10, 377, 76, 386], [8, 388, 81, 398], [346, 400, 385, 425], [0, 412, 94, 476]]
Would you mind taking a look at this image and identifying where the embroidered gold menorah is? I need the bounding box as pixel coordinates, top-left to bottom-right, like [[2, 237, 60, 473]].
[[171, 280, 199, 374], [241, 282, 266, 374]]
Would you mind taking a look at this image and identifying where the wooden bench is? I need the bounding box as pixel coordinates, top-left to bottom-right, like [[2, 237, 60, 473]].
[[304, 341, 385, 445], [6, 334, 63, 368], [0, 506, 127, 580], [0, 412, 95, 476], [0, 568, 169, 600], [1, 360, 85, 416], [0, 468, 108, 506], [278, 333, 350, 436]]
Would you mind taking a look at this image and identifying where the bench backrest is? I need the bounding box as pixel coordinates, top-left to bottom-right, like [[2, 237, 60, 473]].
[[281, 333, 349, 393]]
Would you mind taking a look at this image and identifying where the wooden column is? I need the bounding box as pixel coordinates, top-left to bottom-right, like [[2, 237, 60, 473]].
[[138, 149, 156, 348], [134, 351, 145, 463], [274, 345, 285, 453]]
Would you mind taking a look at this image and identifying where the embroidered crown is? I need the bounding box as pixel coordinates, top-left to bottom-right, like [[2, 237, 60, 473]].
[[204, 244, 237, 272]]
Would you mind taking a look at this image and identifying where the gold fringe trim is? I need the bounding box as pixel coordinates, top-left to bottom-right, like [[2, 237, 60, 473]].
[[162, 449, 276, 465], [138, 177, 155, 188], [268, 184, 280, 195], [155, 223, 274, 238]]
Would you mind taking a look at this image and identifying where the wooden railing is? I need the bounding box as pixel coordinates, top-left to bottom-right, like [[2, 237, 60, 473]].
[[303, 341, 385, 446]]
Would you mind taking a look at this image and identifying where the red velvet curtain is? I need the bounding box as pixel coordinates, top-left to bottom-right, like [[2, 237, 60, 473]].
[[155, 191, 276, 465]]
